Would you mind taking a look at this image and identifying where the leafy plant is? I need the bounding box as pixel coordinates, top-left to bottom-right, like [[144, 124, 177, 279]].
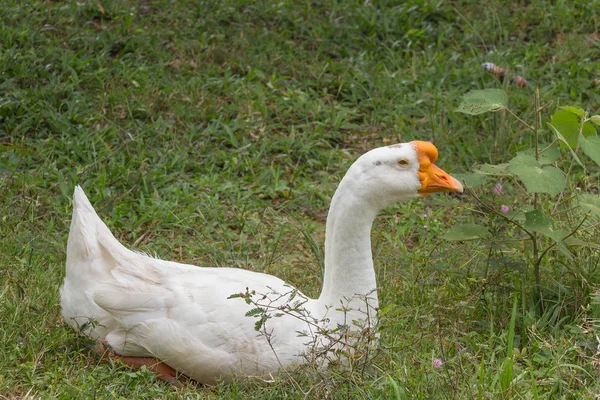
[[448, 88, 600, 313], [228, 286, 380, 372]]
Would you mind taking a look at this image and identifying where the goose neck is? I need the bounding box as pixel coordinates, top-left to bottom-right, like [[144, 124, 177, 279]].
[[318, 177, 380, 306]]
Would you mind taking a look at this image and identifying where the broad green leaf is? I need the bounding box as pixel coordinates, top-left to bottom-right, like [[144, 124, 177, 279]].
[[473, 163, 512, 176], [524, 210, 567, 242], [453, 173, 487, 188], [547, 123, 584, 167], [508, 154, 565, 197], [580, 121, 595, 138], [455, 89, 508, 115], [560, 105, 586, 118], [590, 115, 600, 126], [579, 194, 600, 218], [537, 145, 561, 165], [551, 229, 569, 243], [549, 110, 596, 148], [578, 134, 600, 166], [522, 144, 560, 165], [442, 224, 489, 241], [524, 210, 553, 232], [550, 110, 579, 148]]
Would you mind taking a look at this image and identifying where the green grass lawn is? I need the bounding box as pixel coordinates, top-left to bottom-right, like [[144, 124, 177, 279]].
[[1, 0, 599, 398]]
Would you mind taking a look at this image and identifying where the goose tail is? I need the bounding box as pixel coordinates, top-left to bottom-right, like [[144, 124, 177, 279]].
[[66, 186, 127, 273], [62, 186, 121, 337], [66, 186, 103, 265]]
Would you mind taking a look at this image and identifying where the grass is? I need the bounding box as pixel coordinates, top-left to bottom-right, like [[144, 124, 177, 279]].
[[1, 0, 599, 398]]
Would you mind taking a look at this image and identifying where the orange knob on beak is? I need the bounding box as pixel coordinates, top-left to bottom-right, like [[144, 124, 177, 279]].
[[411, 141, 463, 195]]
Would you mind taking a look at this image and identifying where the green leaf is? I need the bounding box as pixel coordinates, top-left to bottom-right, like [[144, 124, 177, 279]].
[[524, 210, 567, 242], [524, 210, 553, 233], [453, 173, 487, 188], [550, 229, 569, 243], [560, 105, 586, 118], [581, 122, 595, 138], [590, 115, 600, 126], [563, 237, 600, 249], [535, 144, 561, 165], [287, 289, 298, 302], [550, 110, 580, 148], [473, 163, 512, 176], [442, 224, 489, 241], [508, 154, 566, 197], [579, 194, 600, 218], [455, 89, 508, 115], [549, 110, 596, 148], [245, 307, 265, 317], [555, 242, 574, 261], [504, 208, 527, 223], [578, 134, 600, 166], [254, 315, 267, 331], [547, 123, 584, 167]]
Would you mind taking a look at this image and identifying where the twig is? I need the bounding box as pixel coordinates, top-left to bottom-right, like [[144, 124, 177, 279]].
[[466, 187, 535, 242], [505, 108, 536, 132], [534, 213, 589, 272]]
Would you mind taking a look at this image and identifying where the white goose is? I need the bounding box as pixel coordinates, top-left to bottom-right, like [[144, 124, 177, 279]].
[[61, 141, 462, 384]]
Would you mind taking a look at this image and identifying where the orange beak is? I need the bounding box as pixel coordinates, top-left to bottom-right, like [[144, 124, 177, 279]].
[[411, 141, 463, 195]]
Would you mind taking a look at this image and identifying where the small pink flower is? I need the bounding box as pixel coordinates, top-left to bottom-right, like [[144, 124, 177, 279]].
[[501, 204, 509, 214], [494, 183, 503, 195], [433, 358, 443, 368]]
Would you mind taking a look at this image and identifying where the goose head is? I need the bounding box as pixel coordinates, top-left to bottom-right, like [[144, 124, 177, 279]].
[[344, 140, 463, 210]]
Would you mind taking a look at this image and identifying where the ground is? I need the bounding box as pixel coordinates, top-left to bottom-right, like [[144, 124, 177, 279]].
[[1, 0, 599, 398]]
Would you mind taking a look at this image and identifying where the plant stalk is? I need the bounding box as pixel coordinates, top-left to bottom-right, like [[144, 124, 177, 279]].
[[533, 88, 542, 314]]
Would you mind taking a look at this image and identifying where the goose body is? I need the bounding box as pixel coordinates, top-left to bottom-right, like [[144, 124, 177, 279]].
[[60, 141, 462, 384]]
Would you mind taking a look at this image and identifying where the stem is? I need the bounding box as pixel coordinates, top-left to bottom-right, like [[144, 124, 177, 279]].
[[466, 188, 535, 242], [538, 100, 553, 113], [505, 107, 536, 132], [532, 210, 540, 312], [533, 88, 542, 313], [578, 221, 600, 232], [534, 88, 541, 161], [534, 214, 589, 274], [511, 177, 534, 201], [539, 139, 559, 155]]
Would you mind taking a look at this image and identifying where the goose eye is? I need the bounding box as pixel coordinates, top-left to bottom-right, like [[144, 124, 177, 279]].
[[397, 159, 409, 167]]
